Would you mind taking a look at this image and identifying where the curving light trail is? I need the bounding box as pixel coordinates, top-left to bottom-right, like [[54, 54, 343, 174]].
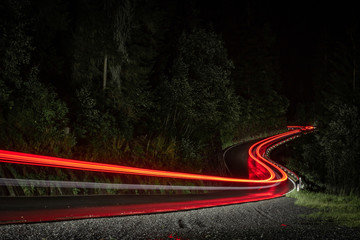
[[0, 126, 315, 224], [0, 126, 314, 185]]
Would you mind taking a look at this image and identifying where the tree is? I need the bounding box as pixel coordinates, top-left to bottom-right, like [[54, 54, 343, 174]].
[[224, 20, 289, 134], [0, 0, 73, 156], [318, 101, 360, 193], [71, 0, 132, 90], [159, 29, 240, 173], [71, 0, 154, 149]]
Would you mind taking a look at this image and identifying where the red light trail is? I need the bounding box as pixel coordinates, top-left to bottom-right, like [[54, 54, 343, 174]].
[[0, 126, 313, 185], [0, 126, 315, 224]]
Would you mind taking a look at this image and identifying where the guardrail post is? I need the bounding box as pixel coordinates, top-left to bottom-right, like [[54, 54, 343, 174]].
[[296, 177, 303, 191]]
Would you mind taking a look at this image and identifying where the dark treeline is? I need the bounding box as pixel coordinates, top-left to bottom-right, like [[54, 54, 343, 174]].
[[276, 1, 360, 195], [0, 0, 288, 176], [0, 0, 359, 193]]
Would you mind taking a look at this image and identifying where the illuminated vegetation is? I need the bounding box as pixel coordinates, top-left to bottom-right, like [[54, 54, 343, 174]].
[[288, 191, 360, 227]]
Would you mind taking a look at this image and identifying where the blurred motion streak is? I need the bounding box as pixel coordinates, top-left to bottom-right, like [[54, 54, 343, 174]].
[[0, 126, 313, 184], [0, 126, 314, 224]]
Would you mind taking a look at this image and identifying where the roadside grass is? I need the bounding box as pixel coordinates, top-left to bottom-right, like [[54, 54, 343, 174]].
[[287, 190, 360, 227]]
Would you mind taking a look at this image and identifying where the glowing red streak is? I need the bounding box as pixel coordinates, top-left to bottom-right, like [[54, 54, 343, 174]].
[[0, 149, 273, 183], [0, 126, 315, 225], [0, 127, 310, 184], [247, 129, 302, 182], [255, 135, 290, 182], [248, 136, 278, 180], [247, 131, 297, 180]]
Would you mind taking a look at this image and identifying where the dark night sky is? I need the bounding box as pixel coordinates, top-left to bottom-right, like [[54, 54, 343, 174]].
[[194, 0, 357, 117]]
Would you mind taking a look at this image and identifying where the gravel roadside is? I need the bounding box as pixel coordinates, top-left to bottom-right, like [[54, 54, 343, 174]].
[[1, 196, 359, 240]]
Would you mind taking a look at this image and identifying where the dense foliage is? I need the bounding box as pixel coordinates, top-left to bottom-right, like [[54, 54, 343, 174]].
[[287, 18, 360, 194]]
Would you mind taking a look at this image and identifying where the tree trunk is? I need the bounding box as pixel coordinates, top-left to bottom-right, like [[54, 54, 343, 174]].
[[103, 52, 108, 90]]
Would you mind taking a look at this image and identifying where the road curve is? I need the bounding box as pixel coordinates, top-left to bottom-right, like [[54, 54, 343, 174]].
[[0, 126, 315, 224]]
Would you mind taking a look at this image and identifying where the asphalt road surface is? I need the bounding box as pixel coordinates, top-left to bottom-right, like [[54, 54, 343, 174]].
[[1, 196, 359, 239]]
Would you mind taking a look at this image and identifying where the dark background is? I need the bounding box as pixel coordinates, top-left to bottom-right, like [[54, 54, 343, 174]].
[[1, 0, 359, 194]]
